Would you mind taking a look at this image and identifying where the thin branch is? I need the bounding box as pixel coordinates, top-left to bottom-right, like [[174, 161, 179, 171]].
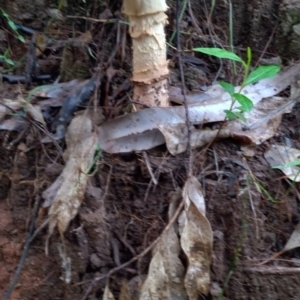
[[176, 0, 193, 177]]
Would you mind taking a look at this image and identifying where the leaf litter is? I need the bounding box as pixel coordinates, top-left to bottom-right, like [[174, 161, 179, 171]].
[[97, 63, 300, 154], [2, 50, 300, 300]]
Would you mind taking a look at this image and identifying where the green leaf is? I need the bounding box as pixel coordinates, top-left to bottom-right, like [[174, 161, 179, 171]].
[[234, 112, 247, 122], [18, 35, 25, 43], [1, 9, 9, 18], [235, 106, 245, 112], [246, 47, 252, 67], [193, 47, 244, 64], [228, 110, 246, 122], [273, 160, 300, 169], [219, 81, 234, 96], [224, 110, 237, 120], [4, 48, 9, 56], [244, 65, 281, 85], [5, 58, 14, 65], [224, 110, 246, 122], [233, 93, 253, 112], [8, 20, 17, 32]]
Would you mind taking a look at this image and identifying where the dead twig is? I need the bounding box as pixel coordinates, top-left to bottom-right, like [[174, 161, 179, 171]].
[[142, 151, 158, 185], [177, 0, 192, 177]]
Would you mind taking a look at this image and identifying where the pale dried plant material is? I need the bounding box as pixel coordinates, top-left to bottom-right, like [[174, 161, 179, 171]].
[[43, 113, 98, 237], [123, 0, 169, 107], [264, 144, 300, 182], [103, 283, 116, 300], [98, 63, 300, 154], [0, 96, 46, 126], [139, 194, 187, 300], [58, 244, 71, 283], [179, 177, 213, 298], [283, 222, 300, 252]]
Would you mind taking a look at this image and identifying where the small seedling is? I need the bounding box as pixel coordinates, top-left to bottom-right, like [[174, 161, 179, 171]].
[[193, 47, 281, 121], [0, 48, 14, 66], [273, 160, 300, 169], [0, 8, 25, 43]]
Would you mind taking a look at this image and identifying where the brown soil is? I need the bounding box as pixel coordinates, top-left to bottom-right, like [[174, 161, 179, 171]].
[[1, 0, 300, 300]]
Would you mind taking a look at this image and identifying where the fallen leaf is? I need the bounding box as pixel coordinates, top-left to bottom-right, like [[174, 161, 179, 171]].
[[139, 194, 187, 300], [0, 97, 26, 121], [264, 144, 300, 182], [179, 177, 213, 299], [139, 251, 168, 299], [43, 112, 98, 236], [98, 63, 300, 153], [0, 117, 29, 131], [0, 96, 46, 129], [27, 104, 46, 126], [283, 222, 300, 252], [158, 124, 231, 155]]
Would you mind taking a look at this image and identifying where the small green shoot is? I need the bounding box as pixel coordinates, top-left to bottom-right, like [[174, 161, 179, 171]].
[[244, 65, 280, 86], [273, 160, 300, 169], [0, 48, 14, 66], [193, 47, 245, 65], [232, 93, 253, 112], [0, 8, 25, 43], [85, 144, 102, 176], [193, 47, 281, 122], [219, 81, 234, 96]]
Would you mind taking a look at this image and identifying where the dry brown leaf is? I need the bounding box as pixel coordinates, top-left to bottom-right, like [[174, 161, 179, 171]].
[[0, 97, 26, 121], [139, 227, 187, 300], [98, 63, 300, 154], [179, 177, 213, 299], [139, 193, 187, 300], [27, 104, 46, 126], [158, 124, 231, 155], [139, 251, 168, 299], [0, 96, 46, 129], [44, 113, 97, 236]]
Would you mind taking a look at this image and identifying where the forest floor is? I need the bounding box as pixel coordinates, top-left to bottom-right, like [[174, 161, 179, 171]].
[[1, 1, 300, 300]]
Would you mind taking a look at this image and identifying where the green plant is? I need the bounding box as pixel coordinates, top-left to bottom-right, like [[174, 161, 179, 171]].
[[0, 48, 14, 66], [193, 47, 280, 121], [0, 8, 25, 43]]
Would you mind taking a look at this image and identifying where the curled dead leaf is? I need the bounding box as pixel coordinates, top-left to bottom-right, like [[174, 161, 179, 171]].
[[179, 177, 213, 299], [43, 112, 98, 236], [139, 194, 187, 300]]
